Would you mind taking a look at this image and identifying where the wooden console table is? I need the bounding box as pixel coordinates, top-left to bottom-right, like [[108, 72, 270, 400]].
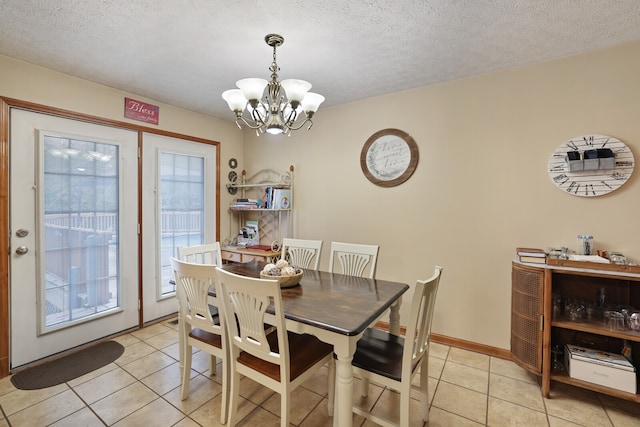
[[512, 259, 640, 402]]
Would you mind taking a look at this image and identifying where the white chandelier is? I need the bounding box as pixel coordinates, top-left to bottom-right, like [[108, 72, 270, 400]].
[[222, 34, 324, 136]]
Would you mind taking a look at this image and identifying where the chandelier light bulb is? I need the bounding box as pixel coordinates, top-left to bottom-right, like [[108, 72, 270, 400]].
[[266, 125, 284, 135]]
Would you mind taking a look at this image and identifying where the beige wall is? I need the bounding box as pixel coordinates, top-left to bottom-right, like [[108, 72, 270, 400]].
[[243, 41, 640, 349], [3, 41, 640, 351]]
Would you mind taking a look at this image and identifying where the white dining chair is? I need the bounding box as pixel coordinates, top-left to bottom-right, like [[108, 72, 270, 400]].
[[328, 241, 379, 401], [170, 258, 229, 424], [328, 241, 379, 279], [176, 242, 224, 373], [280, 238, 323, 269], [214, 266, 335, 427], [349, 266, 443, 427], [176, 242, 223, 266]]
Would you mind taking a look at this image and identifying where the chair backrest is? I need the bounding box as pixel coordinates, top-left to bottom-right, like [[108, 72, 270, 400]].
[[214, 267, 291, 382], [281, 238, 323, 270], [177, 242, 223, 265], [403, 266, 443, 374], [328, 241, 379, 279], [170, 258, 223, 335]]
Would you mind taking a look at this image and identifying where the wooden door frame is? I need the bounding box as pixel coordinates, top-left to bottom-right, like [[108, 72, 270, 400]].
[[0, 97, 221, 377]]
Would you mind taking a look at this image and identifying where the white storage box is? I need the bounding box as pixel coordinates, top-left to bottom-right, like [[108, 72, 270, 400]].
[[564, 344, 637, 394]]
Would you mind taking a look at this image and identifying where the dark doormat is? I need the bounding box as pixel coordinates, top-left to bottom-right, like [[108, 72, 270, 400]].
[[10, 340, 125, 390]]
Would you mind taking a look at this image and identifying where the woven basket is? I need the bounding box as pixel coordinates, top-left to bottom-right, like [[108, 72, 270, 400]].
[[260, 270, 303, 288]]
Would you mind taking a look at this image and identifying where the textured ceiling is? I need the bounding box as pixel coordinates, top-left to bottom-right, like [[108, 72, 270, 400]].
[[1, 1, 640, 121]]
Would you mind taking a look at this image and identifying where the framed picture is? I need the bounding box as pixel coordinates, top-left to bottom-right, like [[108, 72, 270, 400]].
[[360, 128, 419, 187]]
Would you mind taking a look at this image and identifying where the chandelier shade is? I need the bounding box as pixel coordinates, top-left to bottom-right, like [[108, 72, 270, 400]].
[[280, 79, 312, 103], [222, 34, 324, 136], [236, 78, 268, 101], [221, 89, 247, 112], [300, 92, 325, 113]]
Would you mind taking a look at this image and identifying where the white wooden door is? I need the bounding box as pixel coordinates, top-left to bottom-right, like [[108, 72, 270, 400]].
[[9, 108, 139, 368], [140, 133, 217, 322]]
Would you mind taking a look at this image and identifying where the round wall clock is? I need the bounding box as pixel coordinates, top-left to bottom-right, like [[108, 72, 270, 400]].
[[360, 128, 419, 187], [547, 134, 634, 197]]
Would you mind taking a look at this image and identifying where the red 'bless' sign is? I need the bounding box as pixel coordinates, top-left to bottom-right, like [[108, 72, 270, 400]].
[[124, 97, 159, 125]]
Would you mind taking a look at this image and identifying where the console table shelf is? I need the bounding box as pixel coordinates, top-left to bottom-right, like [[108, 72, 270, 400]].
[[552, 317, 640, 342], [550, 370, 640, 403]]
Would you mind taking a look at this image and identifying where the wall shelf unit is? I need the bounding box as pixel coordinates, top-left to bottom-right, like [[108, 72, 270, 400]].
[[223, 166, 294, 263]]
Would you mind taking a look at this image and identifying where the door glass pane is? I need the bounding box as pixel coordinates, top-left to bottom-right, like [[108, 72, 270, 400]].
[[42, 136, 120, 331], [159, 152, 205, 295]]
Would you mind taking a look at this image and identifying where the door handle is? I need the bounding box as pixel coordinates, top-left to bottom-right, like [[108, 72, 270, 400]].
[[15, 246, 29, 255]]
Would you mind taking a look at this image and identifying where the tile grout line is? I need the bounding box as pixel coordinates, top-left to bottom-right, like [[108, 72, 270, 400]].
[[0, 402, 12, 427], [67, 384, 108, 426]]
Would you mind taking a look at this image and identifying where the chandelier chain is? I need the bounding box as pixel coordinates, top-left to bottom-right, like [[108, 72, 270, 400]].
[[269, 44, 280, 84]]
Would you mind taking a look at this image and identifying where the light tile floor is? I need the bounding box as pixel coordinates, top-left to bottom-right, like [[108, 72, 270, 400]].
[[1, 319, 639, 426]]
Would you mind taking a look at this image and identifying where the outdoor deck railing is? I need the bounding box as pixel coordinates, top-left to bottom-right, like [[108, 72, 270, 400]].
[[44, 211, 202, 233]]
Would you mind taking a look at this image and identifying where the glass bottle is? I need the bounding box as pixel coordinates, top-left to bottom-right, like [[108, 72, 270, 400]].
[[577, 234, 593, 255], [597, 287, 606, 307]]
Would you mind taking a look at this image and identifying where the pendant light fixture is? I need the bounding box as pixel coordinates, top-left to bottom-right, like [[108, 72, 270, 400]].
[[222, 34, 324, 136]]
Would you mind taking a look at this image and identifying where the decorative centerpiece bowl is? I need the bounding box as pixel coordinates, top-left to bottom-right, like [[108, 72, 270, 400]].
[[260, 270, 303, 288], [260, 260, 303, 288]]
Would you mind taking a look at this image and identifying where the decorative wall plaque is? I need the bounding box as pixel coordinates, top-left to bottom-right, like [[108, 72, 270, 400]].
[[360, 128, 419, 187]]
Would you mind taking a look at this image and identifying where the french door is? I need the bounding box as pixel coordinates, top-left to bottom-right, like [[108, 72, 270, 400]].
[[140, 133, 217, 323], [9, 109, 139, 368]]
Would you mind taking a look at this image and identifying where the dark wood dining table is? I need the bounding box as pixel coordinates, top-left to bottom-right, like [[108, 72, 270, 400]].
[[218, 261, 409, 427]]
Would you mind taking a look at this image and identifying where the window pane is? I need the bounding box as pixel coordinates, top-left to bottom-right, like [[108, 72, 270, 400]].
[[42, 136, 120, 329], [159, 152, 205, 295]]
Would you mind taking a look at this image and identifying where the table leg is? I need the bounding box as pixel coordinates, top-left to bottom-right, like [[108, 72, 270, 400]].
[[389, 296, 402, 336], [333, 352, 354, 427]]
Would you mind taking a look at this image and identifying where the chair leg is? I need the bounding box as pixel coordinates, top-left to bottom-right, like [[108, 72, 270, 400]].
[[210, 355, 217, 375], [400, 383, 411, 427], [420, 363, 430, 422], [281, 390, 290, 427], [219, 356, 228, 424], [227, 368, 241, 427], [327, 358, 335, 416], [360, 377, 369, 397], [180, 343, 192, 400], [177, 312, 184, 377]]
